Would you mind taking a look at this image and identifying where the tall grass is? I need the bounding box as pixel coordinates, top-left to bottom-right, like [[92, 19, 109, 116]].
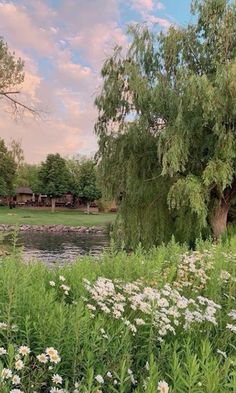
[[0, 238, 235, 392]]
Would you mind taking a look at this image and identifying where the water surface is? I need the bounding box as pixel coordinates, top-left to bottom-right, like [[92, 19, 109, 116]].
[[3, 231, 109, 267]]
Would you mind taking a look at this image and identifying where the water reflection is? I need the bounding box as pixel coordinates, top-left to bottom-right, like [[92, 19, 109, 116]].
[[3, 231, 109, 266]]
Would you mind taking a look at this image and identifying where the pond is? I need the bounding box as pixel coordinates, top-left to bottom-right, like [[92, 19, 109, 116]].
[[2, 231, 110, 267]]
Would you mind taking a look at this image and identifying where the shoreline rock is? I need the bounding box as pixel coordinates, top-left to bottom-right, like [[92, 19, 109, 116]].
[[0, 224, 107, 234]]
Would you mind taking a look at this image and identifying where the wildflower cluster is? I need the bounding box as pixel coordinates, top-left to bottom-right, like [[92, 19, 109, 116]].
[[84, 277, 221, 339], [0, 344, 66, 392], [0, 341, 172, 393], [38, 347, 61, 364], [92, 368, 168, 392], [172, 251, 214, 292], [0, 322, 18, 332], [49, 275, 71, 300], [226, 309, 236, 333], [220, 270, 231, 283]]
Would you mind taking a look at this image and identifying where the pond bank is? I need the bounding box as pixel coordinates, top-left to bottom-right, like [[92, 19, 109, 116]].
[[0, 224, 107, 234]]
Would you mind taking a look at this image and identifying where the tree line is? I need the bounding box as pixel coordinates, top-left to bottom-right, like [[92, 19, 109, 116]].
[[0, 138, 101, 213]]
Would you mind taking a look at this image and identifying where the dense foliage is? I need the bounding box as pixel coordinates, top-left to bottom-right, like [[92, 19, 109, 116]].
[[0, 136, 102, 208], [66, 157, 82, 199], [14, 163, 41, 194], [95, 0, 236, 248], [77, 159, 102, 213], [0, 138, 16, 197], [0, 37, 38, 115], [0, 239, 236, 392], [38, 154, 69, 211], [66, 157, 102, 211], [9, 139, 24, 171], [0, 38, 24, 95]]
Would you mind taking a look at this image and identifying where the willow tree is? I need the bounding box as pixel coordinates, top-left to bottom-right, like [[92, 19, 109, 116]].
[[95, 0, 236, 247]]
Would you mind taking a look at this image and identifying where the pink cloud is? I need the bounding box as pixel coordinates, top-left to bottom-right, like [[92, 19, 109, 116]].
[[146, 14, 172, 28], [130, 0, 154, 12], [0, 110, 97, 163], [24, 0, 56, 24], [0, 0, 171, 163], [0, 3, 56, 55], [58, 0, 127, 70], [0, 0, 104, 162], [59, 0, 119, 31], [128, 0, 170, 29], [58, 63, 92, 82], [68, 24, 128, 70], [129, 0, 165, 13], [55, 64, 100, 110], [59, 92, 97, 129]]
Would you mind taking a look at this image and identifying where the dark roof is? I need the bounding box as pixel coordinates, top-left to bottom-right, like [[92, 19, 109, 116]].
[[15, 187, 33, 195]]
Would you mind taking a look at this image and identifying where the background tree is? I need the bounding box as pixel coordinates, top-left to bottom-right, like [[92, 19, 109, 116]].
[[15, 163, 40, 194], [38, 154, 69, 212], [0, 37, 38, 115], [95, 0, 236, 247], [77, 159, 102, 214], [0, 138, 16, 197], [9, 139, 24, 170], [66, 156, 82, 203]]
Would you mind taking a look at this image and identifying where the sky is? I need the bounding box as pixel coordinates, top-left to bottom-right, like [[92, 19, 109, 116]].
[[0, 0, 192, 163]]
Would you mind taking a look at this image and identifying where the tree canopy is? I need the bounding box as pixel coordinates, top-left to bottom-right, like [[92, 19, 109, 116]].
[[77, 158, 102, 213], [38, 154, 69, 212], [95, 0, 236, 247], [10, 139, 24, 170], [0, 37, 38, 115], [15, 163, 40, 194], [0, 138, 17, 197], [66, 156, 82, 198], [0, 38, 24, 94]]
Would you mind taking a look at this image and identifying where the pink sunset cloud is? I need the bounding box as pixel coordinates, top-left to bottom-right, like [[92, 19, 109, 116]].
[[0, 3, 55, 55], [129, 0, 166, 14], [0, 0, 173, 163], [68, 23, 128, 70]]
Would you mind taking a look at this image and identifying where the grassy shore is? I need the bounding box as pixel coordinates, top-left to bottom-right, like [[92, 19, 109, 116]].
[[0, 237, 235, 392], [0, 206, 116, 227]]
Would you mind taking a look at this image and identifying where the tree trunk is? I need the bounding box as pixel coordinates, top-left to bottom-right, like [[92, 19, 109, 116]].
[[210, 200, 229, 240], [51, 197, 56, 213], [86, 201, 90, 214]]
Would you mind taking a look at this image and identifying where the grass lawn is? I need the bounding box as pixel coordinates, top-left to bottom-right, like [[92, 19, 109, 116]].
[[0, 206, 116, 227]]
